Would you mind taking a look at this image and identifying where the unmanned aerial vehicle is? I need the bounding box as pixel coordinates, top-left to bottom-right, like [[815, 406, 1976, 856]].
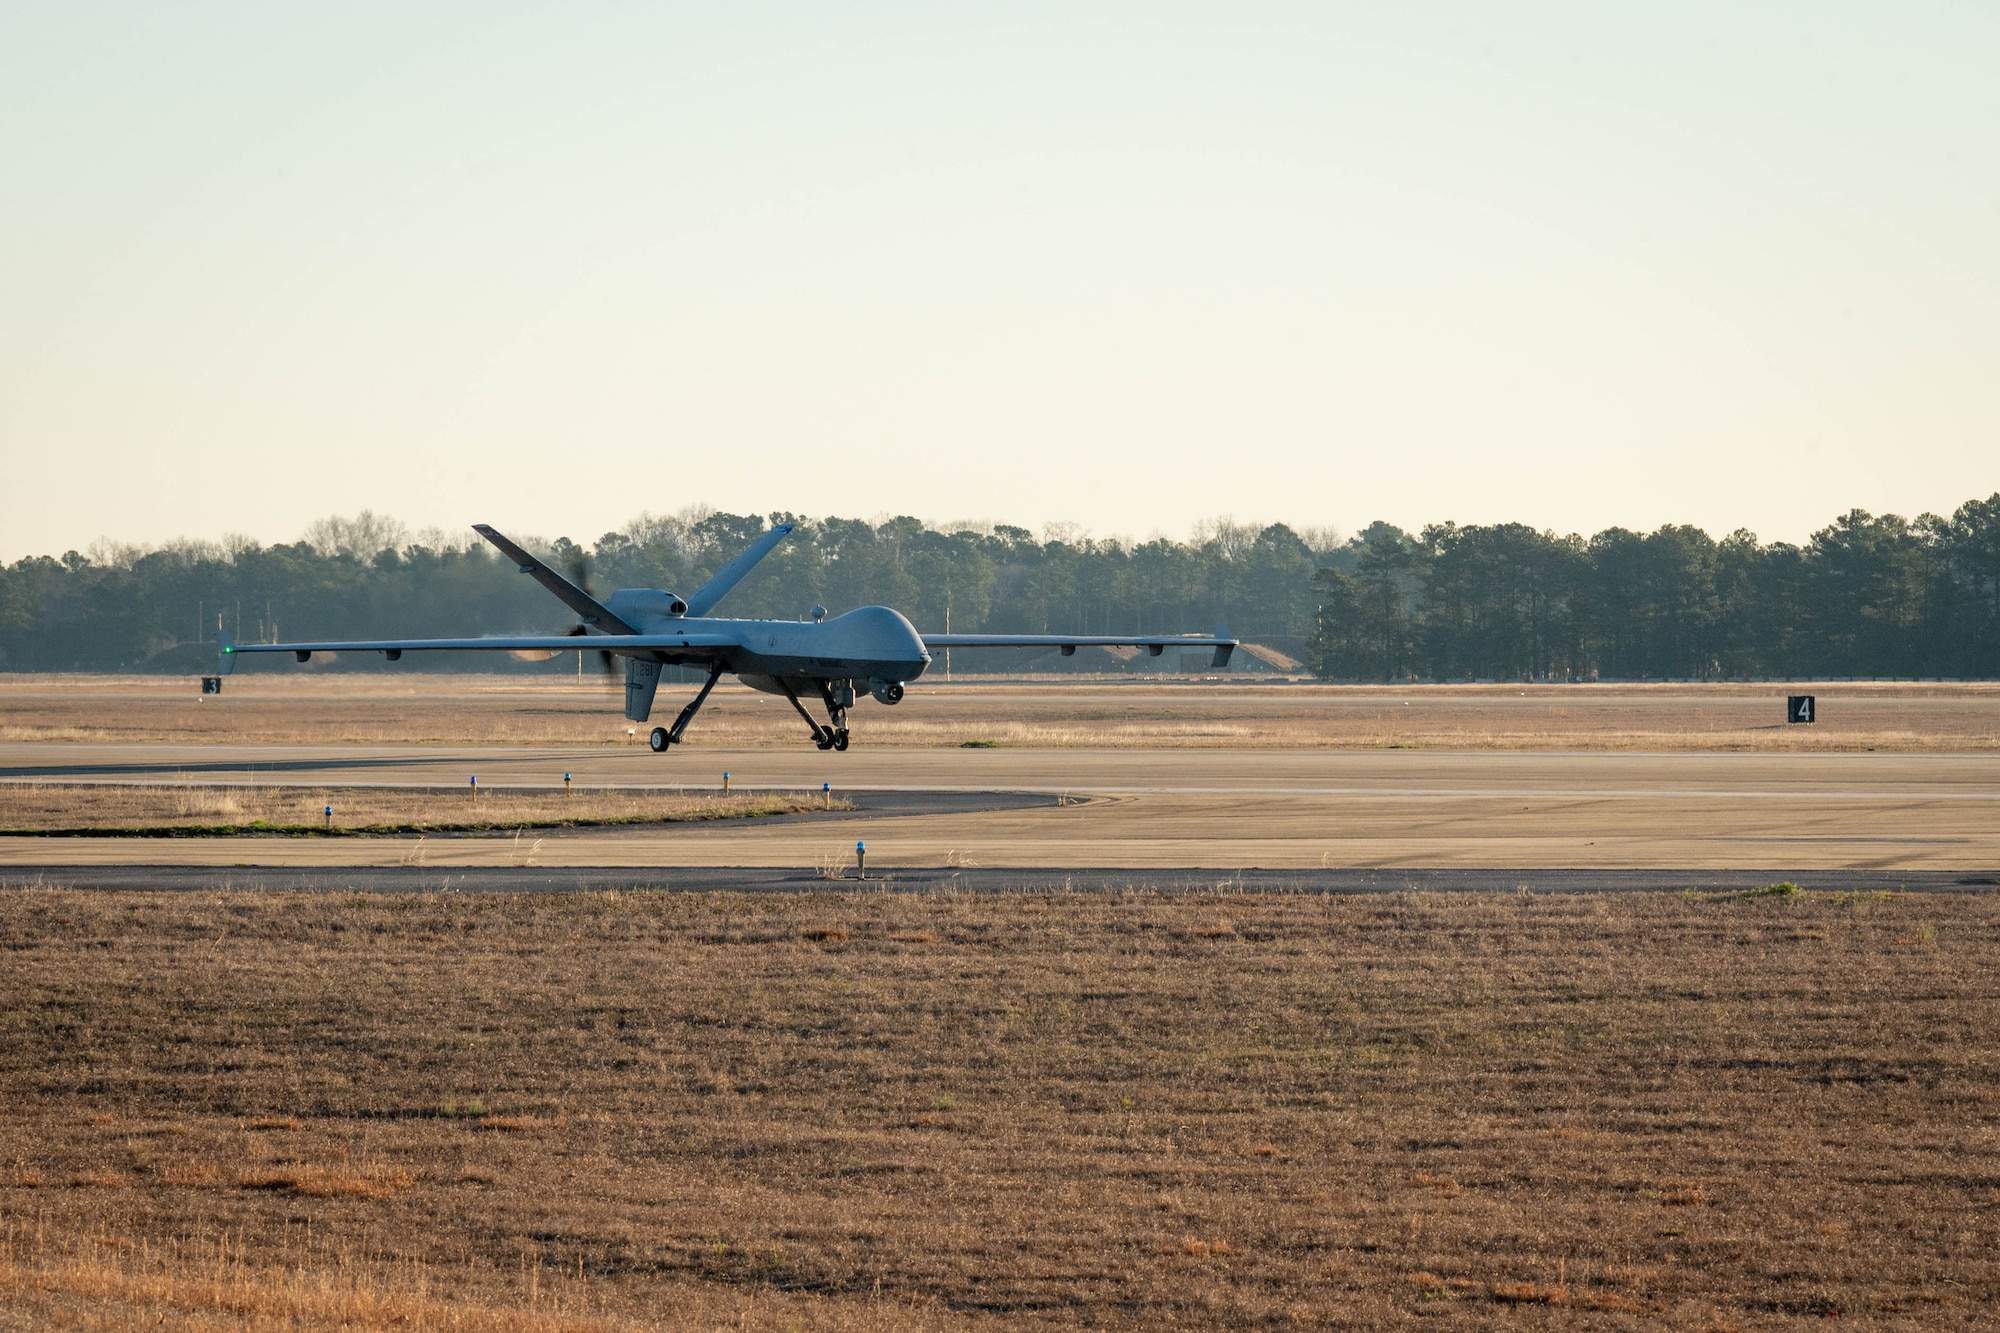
[[212, 524, 1236, 752]]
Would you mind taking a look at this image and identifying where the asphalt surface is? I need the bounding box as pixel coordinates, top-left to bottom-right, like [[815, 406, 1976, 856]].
[[4, 743, 1998, 871], [8, 741, 2000, 797]]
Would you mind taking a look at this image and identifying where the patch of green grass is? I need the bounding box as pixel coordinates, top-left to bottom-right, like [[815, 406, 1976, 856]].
[[1681, 881, 1807, 902]]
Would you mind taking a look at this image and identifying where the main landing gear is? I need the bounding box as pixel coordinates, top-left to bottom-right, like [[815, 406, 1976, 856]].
[[776, 678, 852, 751], [648, 663, 724, 755]]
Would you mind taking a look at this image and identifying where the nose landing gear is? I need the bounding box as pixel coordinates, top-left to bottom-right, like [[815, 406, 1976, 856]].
[[781, 678, 854, 751]]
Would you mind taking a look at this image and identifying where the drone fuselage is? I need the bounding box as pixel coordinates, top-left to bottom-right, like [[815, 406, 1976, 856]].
[[603, 604, 931, 687]]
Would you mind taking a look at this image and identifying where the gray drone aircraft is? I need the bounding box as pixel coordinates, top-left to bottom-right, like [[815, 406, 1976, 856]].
[[213, 523, 1235, 752]]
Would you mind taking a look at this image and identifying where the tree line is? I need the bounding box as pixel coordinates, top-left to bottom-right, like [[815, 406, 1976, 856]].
[[1311, 496, 2000, 680], [2, 495, 1995, 678], [0, 510, 1330, 674]]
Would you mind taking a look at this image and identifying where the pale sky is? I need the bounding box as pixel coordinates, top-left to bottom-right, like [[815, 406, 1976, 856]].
[[3, 2, 1995, 561]]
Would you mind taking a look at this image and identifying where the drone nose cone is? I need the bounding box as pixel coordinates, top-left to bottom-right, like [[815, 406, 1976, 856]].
[[871, 606, 929, 658], [894, 610, 931, 662], [898, 611, 932, 662], [830, 605, 929, 668]]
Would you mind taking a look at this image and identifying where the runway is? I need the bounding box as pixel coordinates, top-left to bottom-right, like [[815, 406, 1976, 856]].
[[7, 740, 2000, 799], [2, 742, 1998, 872]]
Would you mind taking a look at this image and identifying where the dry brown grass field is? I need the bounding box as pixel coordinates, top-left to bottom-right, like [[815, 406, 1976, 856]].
[[3, 674, 1998, 751], [3, 886, 1996, 1329], [0, 784, 840, 835]]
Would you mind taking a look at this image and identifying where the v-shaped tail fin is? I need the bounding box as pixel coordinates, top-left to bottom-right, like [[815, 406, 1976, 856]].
[[684, 523, 794, 617], [474, 525, 637, 634]]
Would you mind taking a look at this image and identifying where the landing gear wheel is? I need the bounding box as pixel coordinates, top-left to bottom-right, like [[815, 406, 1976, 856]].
[[649, 727, 669, 752], [814, 730, 835, 751], [832, 729, 850, 752]]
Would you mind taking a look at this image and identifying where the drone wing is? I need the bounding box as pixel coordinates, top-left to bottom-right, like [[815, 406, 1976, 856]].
[[683, 524, 794, 617], [923, 630, 1237, 669], [473, 524, 637, 633], [216, 631, 736, 669]]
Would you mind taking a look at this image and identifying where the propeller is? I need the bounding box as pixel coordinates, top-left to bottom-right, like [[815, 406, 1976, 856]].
[[562, 549, 617, 676]]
